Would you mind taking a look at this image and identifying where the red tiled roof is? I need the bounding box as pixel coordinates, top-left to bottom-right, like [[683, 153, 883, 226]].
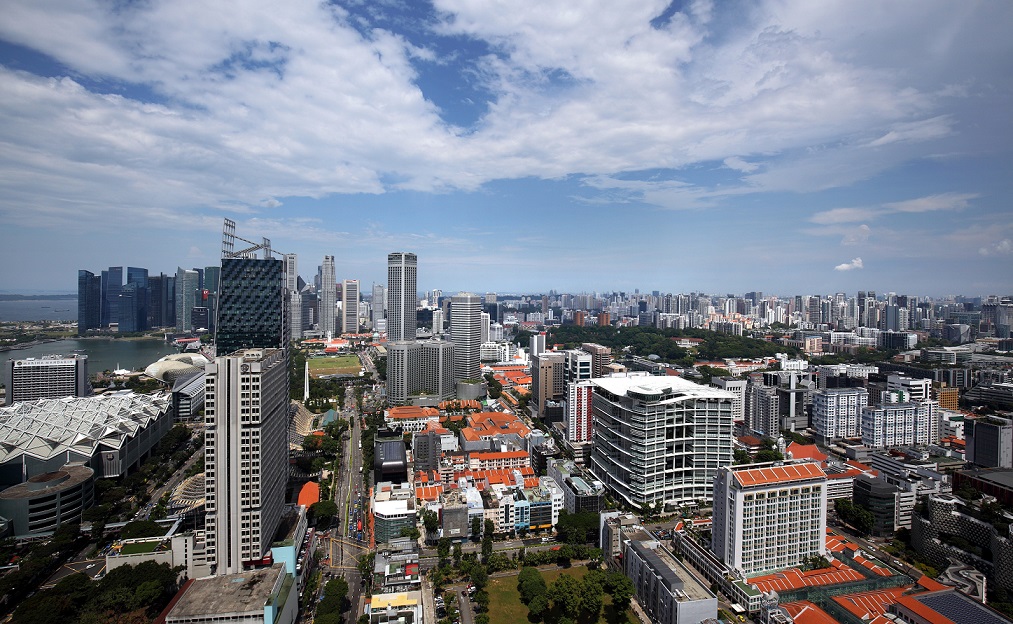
[[737, 435, 763, 446], [832, 586, 909, 620], [779, 601, 839, 624], [786, 441, 828, 462], [297, 482, 320, 507], [748, 562, 864, 593], [917, 575, 950, 592], [732, 462, 826, 487]]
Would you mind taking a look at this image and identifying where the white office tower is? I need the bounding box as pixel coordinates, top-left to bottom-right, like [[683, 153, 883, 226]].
[[204, 349, 288, 575], [284, 254, 302, 340], [320, 256, 336, 337], [175, 268, 200, 332], [711, 462, 828, 576], [450, 292, 482, 383], [342, 279, 359, 334], [746, 384, 779, 437], [530, 332, 546, 357], [480, 312, 490, 344], [387, 252, 417, 341], [887, 374, 931, 402], [431, 309, 445, 335], [712, 377, 746, 422], [566, 380, 594, 443], [6, 354, 89, 405], [588, 376, 734, 509], [371, 283, 386, 327], [812, 387, 868, 443]]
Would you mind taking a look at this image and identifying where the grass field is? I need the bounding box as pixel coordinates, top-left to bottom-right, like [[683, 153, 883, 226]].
[[307, 354, 361, 376], [487, 567, 630, 624]]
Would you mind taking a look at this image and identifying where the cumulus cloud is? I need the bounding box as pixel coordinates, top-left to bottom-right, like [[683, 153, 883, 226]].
[[979, 239, 1012, 256], [834, 257, 864, 271]]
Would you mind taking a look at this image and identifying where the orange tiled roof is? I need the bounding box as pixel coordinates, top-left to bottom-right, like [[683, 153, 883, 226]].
[[388, 406, 439, 419], [917, 575, 950, 592], [786, 441, 829, 462], [748, 562, 864, 593], [832, 587, 909, 620], [415, 486, 443, 501], [779, 601, 839, 624], [732, 462, 826, 488], [737, 435, 763, 446], [892, 594, 956, 624]]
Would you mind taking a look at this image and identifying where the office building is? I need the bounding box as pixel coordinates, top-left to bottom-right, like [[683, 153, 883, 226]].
[[215, 257, 289, 354], [342, 279, 359, 334], [147, 273, 171, 329], [6, 354, 89, 405], [101, 266, 123, 328], [812, 387, 868, 443], [371, 283, 386, 328], [530, 332, 546, 357], [711, 462, 828, 576], [387, 252, 417, 341], [320, 256, 336, 337], [588, 375, 734, 509], [175, 267, 199, 332], [712, 377, 746, 422], [625, 539, 717, 624], [965, 416, 1013, 469], [282, 254, 301, 340], [77, 270, 101, 334], [566, 380, 594, 443], [564, 349, 593, 384], [530, 351, 565, 415], [386, 340, 456, 406], [450, 292, 482, 383], [204, 348, 288, 575], [579, 343, 611, 378]]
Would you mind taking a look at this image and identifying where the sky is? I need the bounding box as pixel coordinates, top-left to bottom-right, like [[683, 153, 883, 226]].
[[1, 0, 1012, 298]]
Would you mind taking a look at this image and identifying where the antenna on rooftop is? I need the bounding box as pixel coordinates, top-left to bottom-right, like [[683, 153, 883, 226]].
[[221, 218, 285, 259]]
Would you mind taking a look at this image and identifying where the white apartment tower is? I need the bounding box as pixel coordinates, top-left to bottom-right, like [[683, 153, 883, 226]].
[[451, 292, 482, 383], [387, 252, 417, 341], [566, 380, 594, 443], [204, 349, 288, 575], [588, 375, 734, 509], [861, 395, 937, 448], [320, 256, 336, 337], [711, 462, 828, 576], [342, 279, 359, 334], [712, 377, 746, 422], [813, 387, 868, 443]]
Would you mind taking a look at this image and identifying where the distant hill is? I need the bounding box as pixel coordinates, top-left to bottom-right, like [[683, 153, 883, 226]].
[[0, 294, 76, 301]]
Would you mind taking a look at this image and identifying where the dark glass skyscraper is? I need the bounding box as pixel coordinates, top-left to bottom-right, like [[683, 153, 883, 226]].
[[215, 257, 289, 354], [77, 270, 101, 335], [101, 266, 123, 328]]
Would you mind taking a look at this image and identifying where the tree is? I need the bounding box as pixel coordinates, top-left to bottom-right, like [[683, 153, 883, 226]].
[[473, 589, 489, 612], [453, 542, 463, 567], [423, 509, 440, 533], [527, 594, 548, 621], [547, 574, 582, 618], [400, 526, 421, 541], [311, 500, 338, 527], [518, 567, 547, 605], [471, 565, 488, 591], [606, 571, 634, 612], [733, 449, 751, 465], [437, 537, 451, 562], [471, 516, 482, 540]]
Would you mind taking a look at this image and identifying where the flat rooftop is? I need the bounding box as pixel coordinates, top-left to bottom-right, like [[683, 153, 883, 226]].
[[592, 374, 735, 401], [628, 540, 712, 602], [166, 564, 285, 620]]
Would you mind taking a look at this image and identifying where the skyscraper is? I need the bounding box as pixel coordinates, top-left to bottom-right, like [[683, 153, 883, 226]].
[[175, 268, 199, 332], [215, 257, 288, 354], [283, 255, 302, 340], [320, 256, 336, 337], [450, 292, 481, 383], [387, 252, 417, 341], [101, 266, 123, 328], [204, 348, 288, 575], [371, 283, 386, 329], [77, 270, 101, 335], [342, 279, 359, 334]]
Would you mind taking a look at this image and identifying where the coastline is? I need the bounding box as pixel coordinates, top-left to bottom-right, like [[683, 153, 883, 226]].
[[0, 334, 166, 352]]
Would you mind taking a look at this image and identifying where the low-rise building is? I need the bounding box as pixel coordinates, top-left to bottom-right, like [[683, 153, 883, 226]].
[[625, 539, 718, 624], [164, 563, 297, 624]]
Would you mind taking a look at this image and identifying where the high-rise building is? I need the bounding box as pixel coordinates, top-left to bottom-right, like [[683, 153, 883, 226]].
[[529, 332, 546, 357], [588, 375, 734, 509], [812, 387, 868, 443], [387, 252, 417, 341], [203, 348, 288, 575], [320, 256, 336, 337], [431, 309, 444, 335], [77, 270, 101, 335], [147, 274, 168, 329], [712, 377, 746, 422], [175, 268, 199, 332], [101, 266, 123, 328], [342, 279, 359, 334], [566, 380, 594, 444], [746, 384, 779, 437], [386, 340, 455, 406], [371, 283, 386, 328], [579, 343, 611, 378], [6, 354, 89, 405], [480, 312, 490, 344], [711, 462, 828, 576], [215, 257, 288, 354], [530, 351, 565, 415], [965, 415, 1013, 469], [450, 292, 481, 383], [861, 402, 921, 448]]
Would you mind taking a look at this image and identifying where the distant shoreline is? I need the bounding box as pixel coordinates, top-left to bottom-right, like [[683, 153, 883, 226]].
[[0, 294, 76, 301]]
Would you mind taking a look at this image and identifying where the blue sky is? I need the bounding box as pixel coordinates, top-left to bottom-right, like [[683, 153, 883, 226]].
[[1, 0, 1011, 297]]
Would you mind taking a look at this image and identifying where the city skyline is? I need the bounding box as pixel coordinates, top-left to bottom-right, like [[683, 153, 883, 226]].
[[1, 2, 1012, 295]]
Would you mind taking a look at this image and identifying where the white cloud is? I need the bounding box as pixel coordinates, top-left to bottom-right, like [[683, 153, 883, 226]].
[[834, 257, 863, 271], [723, 156, 759, 173], [0, 0, 1008, 226], [841, 224, 871, 246], [979, 239, 1012, 256], [810, 207, 878, 225], [883, 192, 978, 213]]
